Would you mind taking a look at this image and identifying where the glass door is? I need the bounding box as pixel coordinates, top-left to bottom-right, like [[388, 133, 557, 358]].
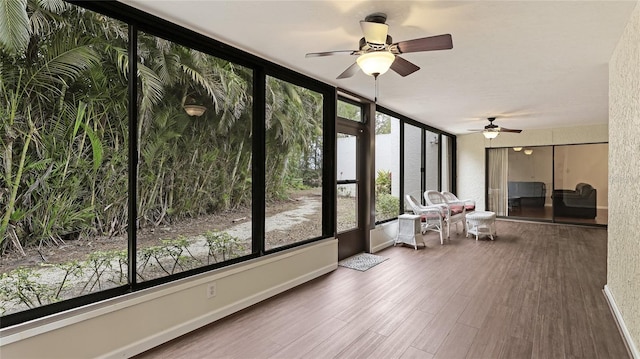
[[336, 120, 366, 260], [486, 144, 607, 227], [553, 143, 608, 225], [507, 146, 552, 220]]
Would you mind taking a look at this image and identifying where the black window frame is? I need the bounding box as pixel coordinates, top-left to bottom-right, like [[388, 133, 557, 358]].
[[375, 106, 457, 214], [1, 0, 335, 328]]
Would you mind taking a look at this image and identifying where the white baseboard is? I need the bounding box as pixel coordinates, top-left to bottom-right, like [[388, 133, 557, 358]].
[[101, 263, 336, 359], [371, 239, 394, 253], [604, 285, 639, 359], [370, 221, 398, 253]]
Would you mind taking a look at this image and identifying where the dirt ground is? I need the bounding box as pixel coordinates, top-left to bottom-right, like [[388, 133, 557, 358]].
[[0, 188, 352, 274]]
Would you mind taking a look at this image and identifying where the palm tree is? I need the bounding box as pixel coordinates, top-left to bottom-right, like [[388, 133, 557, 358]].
[[0, 0, 323, 252], [1, 0, 105, 249], [265, 76, 323, 198]]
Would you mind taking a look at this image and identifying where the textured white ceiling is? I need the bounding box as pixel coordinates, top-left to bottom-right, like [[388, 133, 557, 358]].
[[121, 0, 637, 135]]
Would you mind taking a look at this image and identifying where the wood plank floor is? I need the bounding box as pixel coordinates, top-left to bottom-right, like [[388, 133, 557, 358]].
[[508, 205, 608, 226], [134, 221, 629, 359]]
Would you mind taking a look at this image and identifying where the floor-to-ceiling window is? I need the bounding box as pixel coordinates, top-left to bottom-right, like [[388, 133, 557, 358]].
[[264, 76, 325, 250], [135, 32, 254, 282], [0, 3, 130, 318], [379, 112, 454, 213], [441, 135, 453, 192], [424, 130, 439, 192], [0, 1, 334, 328], [403, 123, 423, 210], [374, 112, 400, 223]]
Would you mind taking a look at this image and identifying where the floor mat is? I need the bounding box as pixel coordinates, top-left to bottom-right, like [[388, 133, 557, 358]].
[[338, 253, 388, 271]]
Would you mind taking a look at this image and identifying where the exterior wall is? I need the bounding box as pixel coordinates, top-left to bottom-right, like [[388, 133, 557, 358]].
[[0, 240, 338, 358], [457, 124, 608, 210], [376, 118, 401, 198], [403, 123, 423, 201], [608, 0, 640, 355], [337, 135, 357, 181]]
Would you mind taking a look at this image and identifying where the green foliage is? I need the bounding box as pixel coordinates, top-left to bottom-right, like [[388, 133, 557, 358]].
[[0, 234, 248, 313], [375, 112, 392, 135], [0, 0, 29, 54], [375, 170, 392, 195], [0, 1, 324, 251], [375, 170, 398, 221], [337, 100, 361, 122], [81, 250, 122, 292], [0, 267, 54, 311], [204, 230, 245, 264], [376, 193, 399, 221]]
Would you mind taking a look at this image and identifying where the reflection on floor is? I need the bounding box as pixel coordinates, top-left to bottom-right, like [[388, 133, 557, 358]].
[[507, 205, 608, 225]]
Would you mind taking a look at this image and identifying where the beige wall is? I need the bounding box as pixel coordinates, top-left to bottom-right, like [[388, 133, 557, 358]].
[[608, 0, 640, 355], [0, 239, 338, 358], [458, 124, 608, 210]]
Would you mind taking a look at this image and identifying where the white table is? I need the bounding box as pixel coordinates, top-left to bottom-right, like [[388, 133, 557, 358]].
[[395, 214, 424, 250], [466, 211, 497, 240]]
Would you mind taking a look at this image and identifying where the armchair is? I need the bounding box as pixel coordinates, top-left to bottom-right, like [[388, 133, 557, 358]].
[[442, 191, 476, 212], [424, 190, 466, 239], [405, 195, 445, 244], [552, 183, 597, 219]]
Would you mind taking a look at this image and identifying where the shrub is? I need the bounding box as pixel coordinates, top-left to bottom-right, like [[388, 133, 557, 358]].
[[375, 170, 392, 195], [376, 193, 399, 221], [204, 231, 246, 264]]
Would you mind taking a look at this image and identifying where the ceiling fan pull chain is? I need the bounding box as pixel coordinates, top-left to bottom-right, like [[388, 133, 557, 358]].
[[374, 73, 379, 103]]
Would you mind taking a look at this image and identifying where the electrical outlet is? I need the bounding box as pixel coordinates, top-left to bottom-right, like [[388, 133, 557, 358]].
[[206, 282, 217, 299]]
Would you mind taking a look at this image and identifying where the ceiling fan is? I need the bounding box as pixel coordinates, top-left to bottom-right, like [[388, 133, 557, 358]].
[[470, 117, 523, 139], [305, 12, 453, 79]]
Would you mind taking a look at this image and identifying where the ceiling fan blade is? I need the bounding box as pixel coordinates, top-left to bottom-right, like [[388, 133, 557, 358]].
[[394, 34, 453, 54], [390, 56, 420, 77], [305, 50, 358, 58], [500, 128, 523, 133], [336, 62, 361, 79]]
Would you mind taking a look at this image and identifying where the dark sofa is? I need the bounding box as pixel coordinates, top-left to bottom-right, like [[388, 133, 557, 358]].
[[508, 181, 546, 207], [552, 183, 597, 219]]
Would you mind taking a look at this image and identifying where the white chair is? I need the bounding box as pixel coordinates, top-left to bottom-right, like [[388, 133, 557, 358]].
[[424, 190, 466, 239], [405, 195, 445, 245], [442, 191, 476, 212]]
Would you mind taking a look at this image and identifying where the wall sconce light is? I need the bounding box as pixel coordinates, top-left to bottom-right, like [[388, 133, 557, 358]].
[[513, 147, 523, 152], [524, 149, 533, 155], [183, 104, 207, 117], [356, 51, 395, 77], [482, 129, 499, 139]]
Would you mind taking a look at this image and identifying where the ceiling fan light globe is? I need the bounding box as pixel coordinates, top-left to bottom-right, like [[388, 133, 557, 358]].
[[357, 52, 395, 76], [482, 129, 499, 139]]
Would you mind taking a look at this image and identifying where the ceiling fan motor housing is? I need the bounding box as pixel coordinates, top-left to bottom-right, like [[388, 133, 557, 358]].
[[359, 36, 393, 51], [364, 12, 387, 24], [485, 117, 498, 129]]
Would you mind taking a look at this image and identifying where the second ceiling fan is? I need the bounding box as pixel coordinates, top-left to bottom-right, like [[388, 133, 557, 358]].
[[306, 12, 453, 79], [470, 117, 523, 139]]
